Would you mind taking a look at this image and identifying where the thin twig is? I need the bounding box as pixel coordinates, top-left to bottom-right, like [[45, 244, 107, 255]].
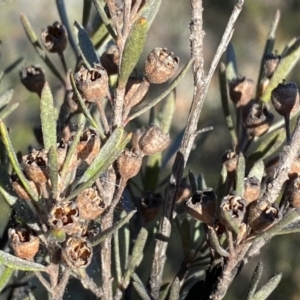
[[122, 0, 132, 37], [96, 100, 110, 134]]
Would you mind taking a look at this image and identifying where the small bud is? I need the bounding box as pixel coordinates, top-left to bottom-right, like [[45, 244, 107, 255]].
[[117, 149, 143, 179], [11, 175, 40, 200], [143, 47, 179, 84], [100, 44, 120, 75], [76, 129, 101, 165], [48, 201, 87, 236], [285, 176, 300, 208], [139, 124, 170, 155], [219, 194, 246, 231], [248, 200, 281, 232], [76, 187, 106, 220], [9, 227, 39, 260], [140, 192, 163, 223], [19, 65, 45, 95], [185, 189, 217, 225], [62, 236, 92, 269], [243, 176, 261, 205], [74, 64, 109, 103], [244, 104, 273, 138], [263, 53, 281, 79], [41, 22, 68, 53], [271, 81, 300, 117], [21, 149, 49, 184], [229, 76, 254, 107]]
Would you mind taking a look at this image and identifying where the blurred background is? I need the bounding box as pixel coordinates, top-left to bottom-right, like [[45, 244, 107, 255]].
[[1, 0, 300, 299]]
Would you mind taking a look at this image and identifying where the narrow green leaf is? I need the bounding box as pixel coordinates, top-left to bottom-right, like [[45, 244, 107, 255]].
[[180, 218, 191, 259], [91, 22, 109, 49], [74, 21, 100, 69], [248, 160, 264, 182], [261, 37, 300, 103], [40, 83, 57, 151], [4, 57, 23, 76], [252, 273, 282, 300], [20, 14, 65, 84], [0, 102, 19, 120], [226, 43, 238, 81], [0, 267, 14, 293], [0, 164, 17, 206], [217, 165, 227, 203], [169, 277, 180, 300], [0, 250, 47, 272], [219, 63, 238, 146], [132, 273, 152, 300], [70, 73, 104, 138], [143, 152, 161, 191], [222, 210, 240, 236], [119, 17, 148, 88], [123, 228, 148, 286], [82, 0, 92, 28], [91, 210, 136, 246], [189, 170, 198, 194], [0, 89, 14, 110], [138, 0, 161, 27], [126, 59, 193, 123], [207, 226, 229, 257], [48, 146, 58, 200], [247, 128, 285, 164], [236, 153, 245, 196], [0, 121, 38, 201], [113, 230, 122, 284], [256, 9, 280, 96], [246, 261, 263, 300], [197, 173, 207, 190]]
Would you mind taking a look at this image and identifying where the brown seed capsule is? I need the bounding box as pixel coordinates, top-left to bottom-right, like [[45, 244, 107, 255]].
[[100, 44, 120, 75], [21, 149, 49, 184], [219, 194, 246, 231], [229, 76, 254, 107], [19, 65, 45, 95], [11, 175, 40, 200], [140, 192, 163, 223], [138, 124, 170, 156], [243, 176, 261, 205], [117, 149, 143, 180], [285, 176, 300, 208], [9, 227, 39, 260], [62, 236, 92, 269], [263, 53, 281, 79], [222, 150, 238, 177], [185, 189, 217, 225], [244, 104, 273, 138], [143, 47, 179, 84], [41, 22, 68, 53], [48, 201, 87, 236], [74, 64, 109, 103], [248, 200, 281, 232], [76, 129, 101, 164], [76, 187, 106, 220], [271, 81, 300, 117]]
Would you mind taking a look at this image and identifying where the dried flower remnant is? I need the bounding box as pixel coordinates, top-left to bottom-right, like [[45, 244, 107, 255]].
[[222, 150, 238, 177], [143, 47, 179, 84], [19, 65, 45, 95], [185, 189, 217, 225], [263, 53, 281, 79], [11, 175, 39, 200], [140, 192, 163, 223], [41, 22, 68, 53], [229, 76, 254, 107], [243, 176, 261, 205], [62, 236, 92, 269], [9, 227, 39, 260], [74, 64, 109, 103], [100, 44, 120, 75], [139, 124, 170, 156], [117, 149, 143, 180]]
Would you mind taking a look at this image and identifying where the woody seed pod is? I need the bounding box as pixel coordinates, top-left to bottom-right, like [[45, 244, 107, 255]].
[[19, 65, 45, 95], [100, 44, 120, 75], [248, 200, 281, 232], [271, 81, 300, 117], [41, 22, 68, 53], [117, 149, 143, 179], [48, 201, 87, 236], [140, 192, 163, 223], [62, 236, 92, 269], [74, 64, 109, 103], [219, 194, 246, 231], [11, 175, 39, 200], [9, 227, 39, 260], [139, 124, 170, 155], [76, 187, 106, 220], [143, 47, 179, 84], [285, 176, 300, 208], [185, 189, 217, 225], [229, 76, 254, 107], [21, 149, 49, 184], [243, 176, 261, 205], [244, 104, 273, 138], [263, 53, 281, 79]]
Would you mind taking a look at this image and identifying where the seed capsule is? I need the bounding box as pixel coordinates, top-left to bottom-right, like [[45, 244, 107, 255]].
[[243, 176, 261, 205], [263, 53, 281, 79], [100, 44, 120, 75], [229, 76, 254, 107], [140, 192, 163, 223], [11, 175, 39, 200], [117, 149, 143, 180], [19, 65, 45, 96]]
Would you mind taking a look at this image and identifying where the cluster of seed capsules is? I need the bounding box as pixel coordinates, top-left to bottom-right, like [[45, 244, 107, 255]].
[[9, 21, 178, 268]]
